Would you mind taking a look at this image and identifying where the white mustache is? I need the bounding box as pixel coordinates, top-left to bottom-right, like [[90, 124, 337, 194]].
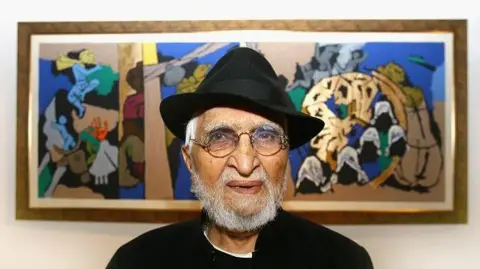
[[218, 169, 269, 186]]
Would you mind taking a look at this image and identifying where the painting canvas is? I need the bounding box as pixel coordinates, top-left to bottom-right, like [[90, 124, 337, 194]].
[[17, 20, 467, 224]]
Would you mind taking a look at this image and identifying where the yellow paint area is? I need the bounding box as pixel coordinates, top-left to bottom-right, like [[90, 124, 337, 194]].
[[142, 43, 159, 65]]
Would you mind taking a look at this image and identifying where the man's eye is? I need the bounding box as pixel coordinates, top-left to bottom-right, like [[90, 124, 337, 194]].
[[208, 131, 230, 142], [210, 132, 225, 140], [256, 131, 280, 141], [258, 132, 273, 139]]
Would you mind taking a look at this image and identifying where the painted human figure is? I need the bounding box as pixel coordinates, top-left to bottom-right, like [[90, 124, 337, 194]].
[[52, 115, 76, 151], [68, 51, 102, 117], [56, 49, 102, 118], [333, 50, 367, 74]]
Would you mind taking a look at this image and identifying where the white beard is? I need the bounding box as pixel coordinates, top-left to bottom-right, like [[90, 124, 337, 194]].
[[190, 166, 287, 232]]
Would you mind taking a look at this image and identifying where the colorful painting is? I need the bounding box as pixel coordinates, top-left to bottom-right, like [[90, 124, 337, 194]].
[[17, 20, 467, 224], [267, 42, 449, 204]]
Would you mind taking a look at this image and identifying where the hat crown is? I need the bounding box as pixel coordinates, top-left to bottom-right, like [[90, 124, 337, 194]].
[[195, 47, 294, 109], [201, 47, 277, 84]]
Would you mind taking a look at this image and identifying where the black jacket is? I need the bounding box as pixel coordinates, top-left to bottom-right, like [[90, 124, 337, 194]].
[[106, 209, 374, 269]]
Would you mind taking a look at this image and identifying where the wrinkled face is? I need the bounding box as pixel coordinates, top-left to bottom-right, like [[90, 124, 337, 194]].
[[181, 107, 289, 232]]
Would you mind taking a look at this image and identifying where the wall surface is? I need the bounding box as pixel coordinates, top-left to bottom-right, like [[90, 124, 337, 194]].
[[0, 1, 478, 268]]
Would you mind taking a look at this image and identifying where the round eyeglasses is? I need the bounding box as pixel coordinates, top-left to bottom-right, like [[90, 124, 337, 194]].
[[190, 126, 289, 158]]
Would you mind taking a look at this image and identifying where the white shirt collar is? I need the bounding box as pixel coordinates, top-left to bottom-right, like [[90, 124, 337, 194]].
[[203, 230, 253, 258]]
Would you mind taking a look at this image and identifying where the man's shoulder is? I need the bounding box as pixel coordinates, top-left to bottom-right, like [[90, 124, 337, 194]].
[[106, 220, 200, 268], [278, 210, 373, 268], [281, 211, 360, 247]]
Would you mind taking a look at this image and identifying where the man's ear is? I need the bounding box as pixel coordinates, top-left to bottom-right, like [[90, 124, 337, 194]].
[[181, 145, 193, 173]]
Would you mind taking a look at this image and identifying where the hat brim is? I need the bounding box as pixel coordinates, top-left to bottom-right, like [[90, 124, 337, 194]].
[[159, 92, 325, 150]]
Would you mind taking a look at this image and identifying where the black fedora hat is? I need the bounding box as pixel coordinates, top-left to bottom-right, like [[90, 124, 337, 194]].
[[159, 47, 325, 150]]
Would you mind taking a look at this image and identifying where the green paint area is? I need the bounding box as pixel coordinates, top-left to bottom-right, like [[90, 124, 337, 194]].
[[80, 130, 101, 165], [408, 56, 436, 71], [38, 166, 52, 198], [378, 131, 392, 171], [288, 87, 307, 112], [87, 65, 119, 96], [338, 104, 348, 119]]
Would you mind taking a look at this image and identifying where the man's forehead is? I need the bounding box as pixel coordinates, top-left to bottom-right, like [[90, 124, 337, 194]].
[[198, 107, 285, 131]]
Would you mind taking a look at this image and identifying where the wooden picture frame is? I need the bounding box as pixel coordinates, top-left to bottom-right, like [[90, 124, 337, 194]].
[[16, 20, 468, 224]]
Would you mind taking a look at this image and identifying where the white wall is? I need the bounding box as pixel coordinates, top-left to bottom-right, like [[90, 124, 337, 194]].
[[1, 1, 478, 268]]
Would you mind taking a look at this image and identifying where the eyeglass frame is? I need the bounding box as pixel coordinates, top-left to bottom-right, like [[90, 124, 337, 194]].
[[189, 126, 290, 158]]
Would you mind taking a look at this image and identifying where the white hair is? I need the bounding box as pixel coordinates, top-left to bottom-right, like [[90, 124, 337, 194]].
[[184, 115, 199, 153]]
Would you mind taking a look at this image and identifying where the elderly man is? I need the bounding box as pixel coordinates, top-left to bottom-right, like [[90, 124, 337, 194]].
[[106, 47, 374, 269]]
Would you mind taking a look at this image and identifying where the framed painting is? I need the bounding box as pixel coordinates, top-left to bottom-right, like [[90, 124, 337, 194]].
[[16, 20, 468, 224]]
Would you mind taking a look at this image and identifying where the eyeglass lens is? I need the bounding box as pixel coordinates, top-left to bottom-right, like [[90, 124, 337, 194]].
[[205, 127, 284, 157]]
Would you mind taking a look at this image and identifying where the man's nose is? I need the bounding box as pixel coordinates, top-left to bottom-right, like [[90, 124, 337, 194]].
[[227, 134, 260, 176]]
